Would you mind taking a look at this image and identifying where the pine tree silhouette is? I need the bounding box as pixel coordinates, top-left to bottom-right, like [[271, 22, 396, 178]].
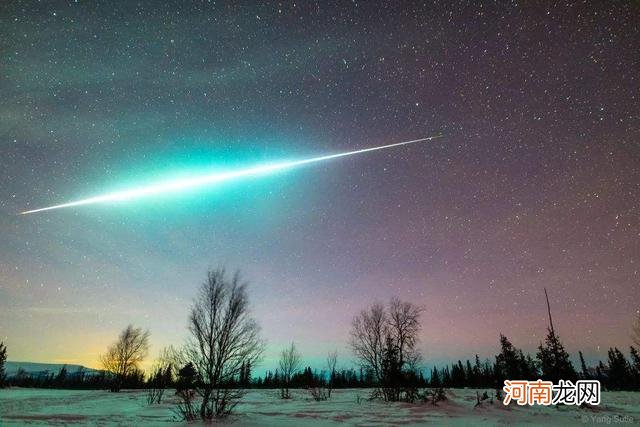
[[629, 346, 640, 388], [381, 333, 402, 401], [495, 334, 527, 383], [607, 347, 631, 390], [245, 361, 252, 387], [430, 367, 441, 387], [579, 351, 591, 379], [0, 342, 6, 388], [536, 289, 577, 382]]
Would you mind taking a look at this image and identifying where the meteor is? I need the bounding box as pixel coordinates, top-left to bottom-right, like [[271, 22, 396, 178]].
[[20, 135, 442, 215]]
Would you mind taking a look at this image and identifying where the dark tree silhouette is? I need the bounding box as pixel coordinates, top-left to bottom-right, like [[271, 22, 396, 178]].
[[238, 360, 252, 387], [100, 325, 150, 392], [175, 362, 196, 396], [174, 362, 197, 420], [350, 298, 423, 402], [630, 346, 640, 386], [579, 351, 591, 379], [537, 332, 576, 382], [54, 365, 68, 387], [607, 347, 631, 390], [0, 342, 6, 388], [381, 333, 403, 401], [181, 269, 264, 420], [495, 334, 523, 383], [146, 349, 173, 405], [279, 342, 301, 399], [350, 302, 386, 390], [326, 350, 338, 398], [536, 290, 576, 382], [388, 298, 422, 369]]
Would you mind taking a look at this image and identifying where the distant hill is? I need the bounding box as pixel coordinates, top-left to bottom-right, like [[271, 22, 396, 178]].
[[5, 361, 100, 378]]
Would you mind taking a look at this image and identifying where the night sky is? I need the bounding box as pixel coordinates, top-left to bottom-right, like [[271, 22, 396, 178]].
[[1, 1, 639, 370]]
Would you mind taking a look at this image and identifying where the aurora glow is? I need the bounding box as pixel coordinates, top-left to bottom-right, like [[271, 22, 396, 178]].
[[20, 135, 441, 215]]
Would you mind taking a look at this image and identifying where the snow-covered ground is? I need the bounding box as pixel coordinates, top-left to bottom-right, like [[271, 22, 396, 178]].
[[0, 388, 638, 425]]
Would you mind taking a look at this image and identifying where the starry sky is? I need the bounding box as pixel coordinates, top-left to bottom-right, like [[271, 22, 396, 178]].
[[1, 1, 639, 371]]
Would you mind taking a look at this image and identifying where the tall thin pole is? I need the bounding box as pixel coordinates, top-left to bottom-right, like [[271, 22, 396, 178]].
[[544, 287, 555, 336]]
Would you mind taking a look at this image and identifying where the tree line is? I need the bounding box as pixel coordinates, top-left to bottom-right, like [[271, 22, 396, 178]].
[[1, 269, 639, 421], [4, 339, 639, 394]]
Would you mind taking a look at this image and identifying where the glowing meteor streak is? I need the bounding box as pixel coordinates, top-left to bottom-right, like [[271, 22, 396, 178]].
[[21, 135, 442, 215]]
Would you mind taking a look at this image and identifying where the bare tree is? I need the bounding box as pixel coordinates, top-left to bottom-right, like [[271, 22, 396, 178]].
[[349, 299, 423, 402], [388, 298, 423, 401], [100, 325, 150, 392], [279, 342, 301, 399], [146, 346, 175, 405], [308, 350, 338, 402], [350, 303, 387, 387], [326, 350, 338, 399], [181, 269, 264, 420], [388, 298, 423, 369]]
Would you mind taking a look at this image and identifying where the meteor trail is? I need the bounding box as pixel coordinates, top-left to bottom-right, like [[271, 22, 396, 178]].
[[21, 135, 442, 215]]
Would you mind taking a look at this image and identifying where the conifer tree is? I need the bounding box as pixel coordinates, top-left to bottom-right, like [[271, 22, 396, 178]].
[[245, 361, 252, 387], [430, 367, 441, 387], [596, 361, 607, 386], [55, 365, 68, 387], [465, 360, 474, 386], [381, 333, 402, 401], [483, 359, 494, 387], [579, 351, 591, 379], [536, 289, 576, 382], [607, 347, 630, 390], [239, 361, 246, 385], [629, 346, 640, 389], [473, 355, 482, 387], [495, 334, 524, 383], [442, 366, 451, 386], [176, 362, 196, 394], [536, 329, 576, 382], [0, 342, 6, 388]]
